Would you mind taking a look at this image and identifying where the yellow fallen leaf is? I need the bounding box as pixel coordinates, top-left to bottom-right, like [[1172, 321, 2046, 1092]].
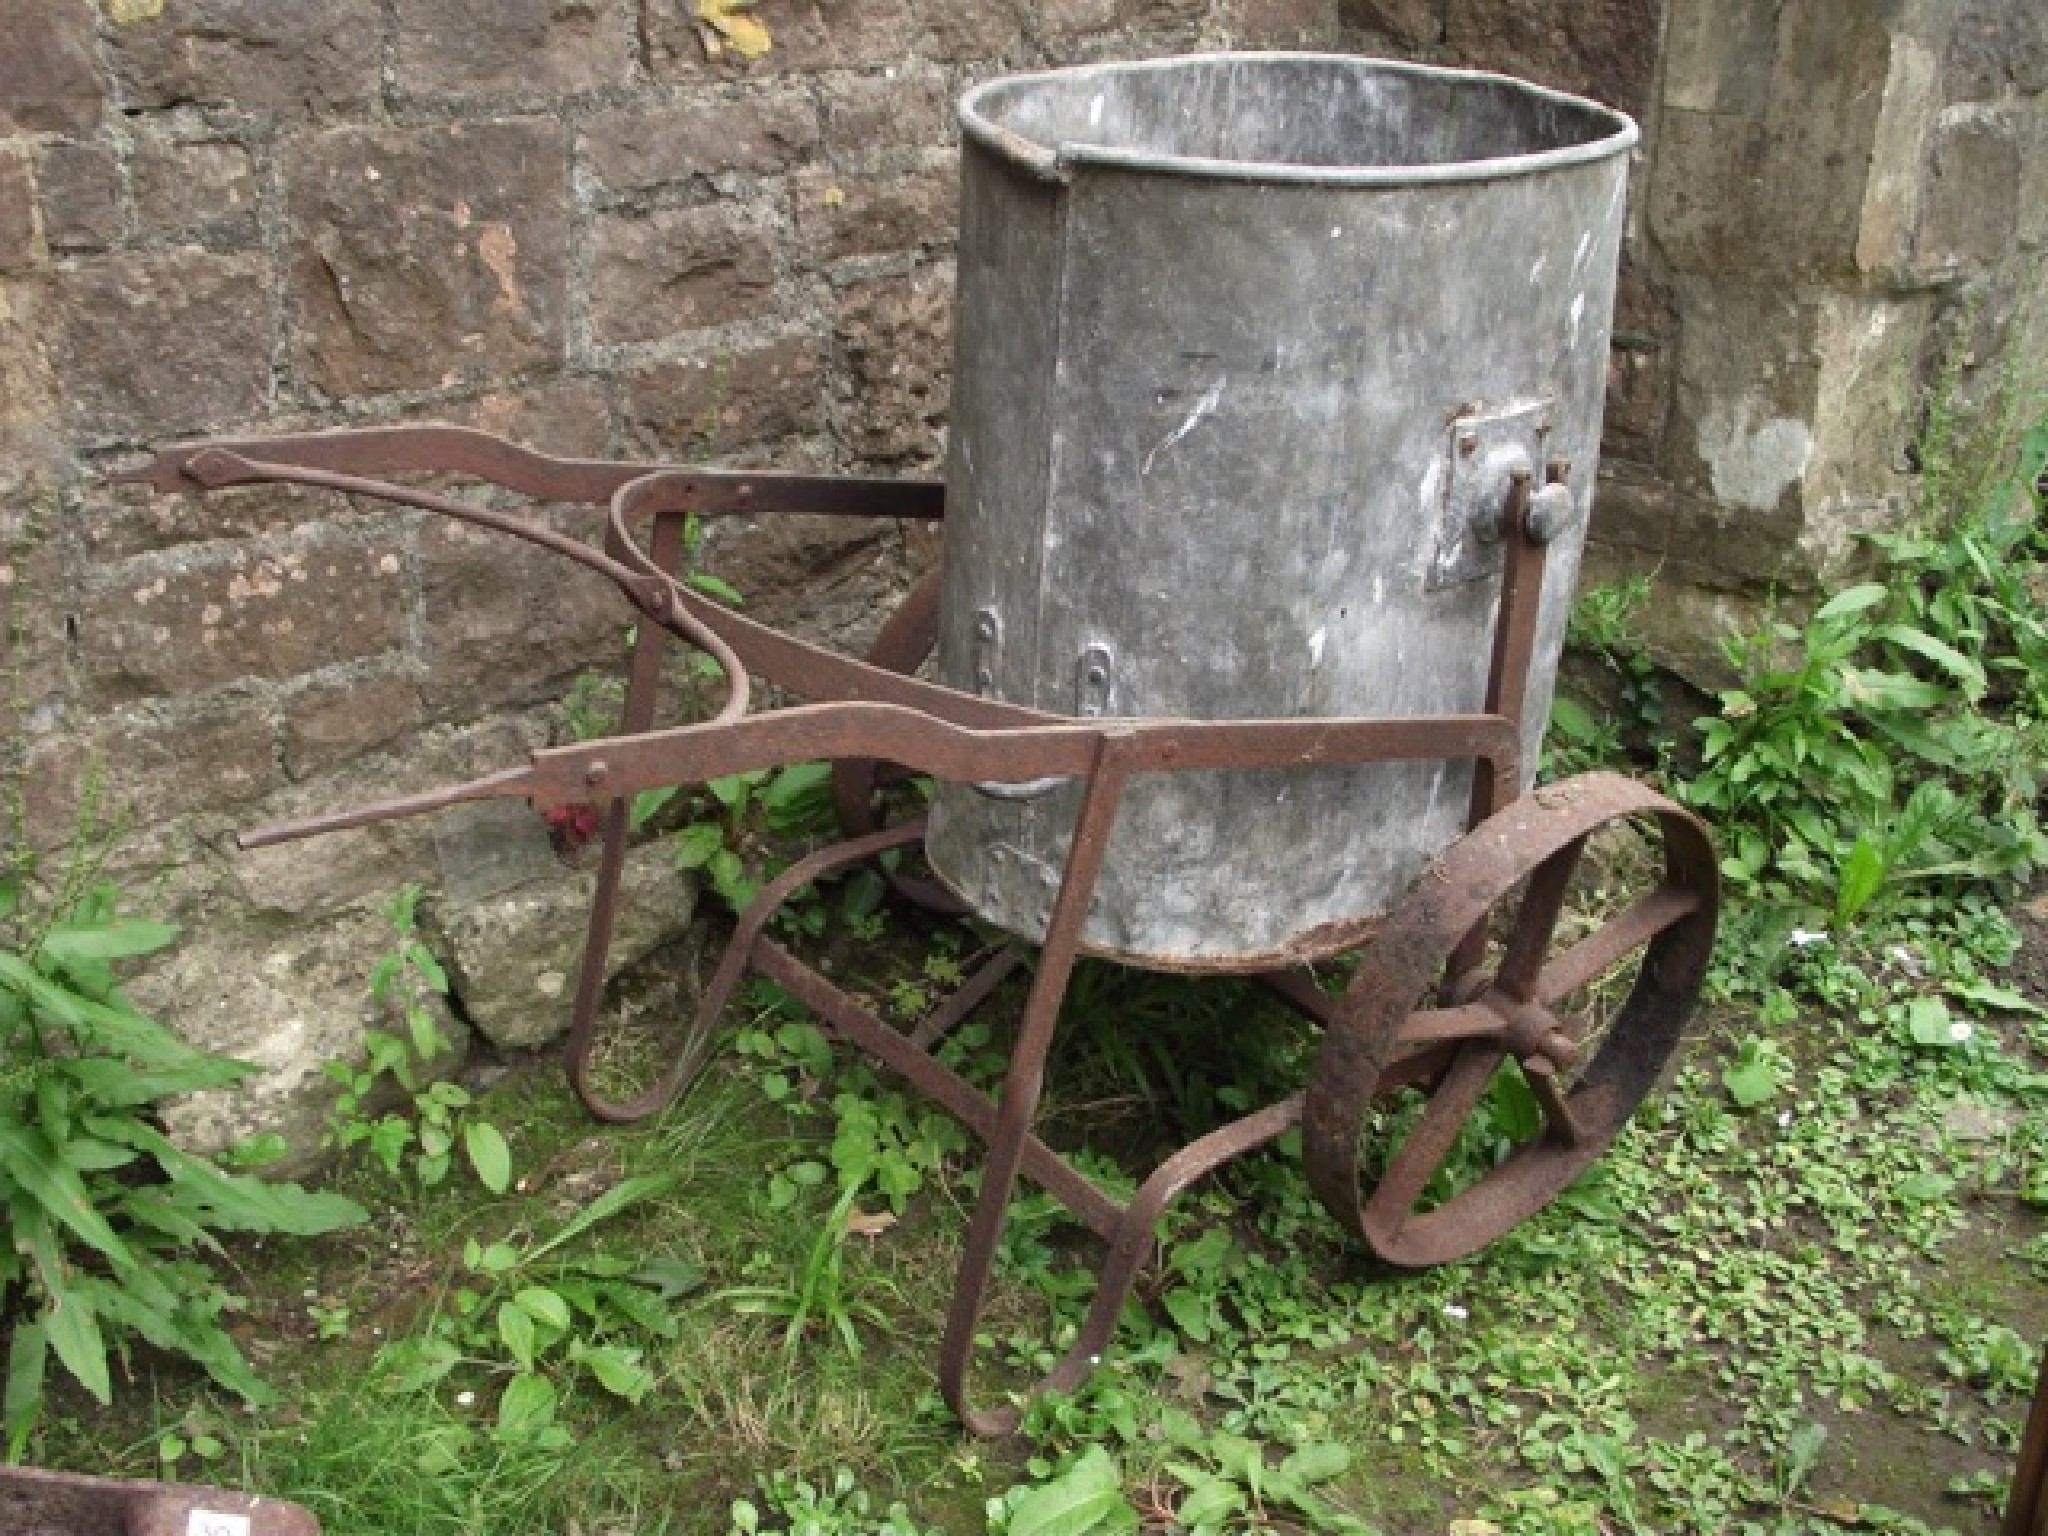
[[102, 0, 166, 23], [697, 0, 774, 60], [845, 1207, 897, 1238], [1447, 1522, 1502, 1536]]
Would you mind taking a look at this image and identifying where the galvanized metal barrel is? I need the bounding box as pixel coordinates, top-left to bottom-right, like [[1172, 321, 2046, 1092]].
[[925, 53, 1637, 969]]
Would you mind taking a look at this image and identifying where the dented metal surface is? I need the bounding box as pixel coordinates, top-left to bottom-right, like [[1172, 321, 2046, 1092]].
[[931, 54, 1637, 966]]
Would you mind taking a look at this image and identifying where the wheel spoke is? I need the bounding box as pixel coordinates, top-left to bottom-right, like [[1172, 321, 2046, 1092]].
[[1391, 1002, 1507, 1059], [1494, 834, 1588, 1000], [1366, 1046, 1504, 1222], [1521, 1056, 1585, 1144], [1534, 883, 1703, 1006]]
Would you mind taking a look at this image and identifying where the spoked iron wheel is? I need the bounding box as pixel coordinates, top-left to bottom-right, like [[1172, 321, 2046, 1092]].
[[1303, 772, 1718, 1268]]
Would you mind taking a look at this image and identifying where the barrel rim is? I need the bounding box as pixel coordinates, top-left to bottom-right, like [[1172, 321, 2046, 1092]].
[[958, 52, 1639, 187]]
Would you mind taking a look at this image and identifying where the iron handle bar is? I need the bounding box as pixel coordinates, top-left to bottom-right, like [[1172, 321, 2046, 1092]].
[[238, 702, 1522, 850], [108, 422, 945, 519]]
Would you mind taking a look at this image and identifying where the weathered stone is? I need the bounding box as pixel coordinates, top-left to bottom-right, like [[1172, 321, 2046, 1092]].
[[417, 511, 631, 715], [132, 138, 260, 246], [791, 170, 953, 266], [1228, 0, 1336, 43], [1852, 31, 1943, 280], [619, 335, 823, 461], [36, 143, 122, 254], [79, 480, 343, 564], [915, 0, 1025, 61], [395, 374, 615, 457], [1444, 0, 1660, 118], [424, 840, 701, 1051], [589, 203, 777, 347], [819, 70, 952, 163], [1914, 106, 2023, 274], [1668, 282, 1821, 516], [584, 90, 822, 191], [0, 157, 38, 276], [646, 0, 918, 79], [702, 511, 906, 651], [106, 0, 382, 119], [1026, 0, 1119, 38], [131, 908, 471, 1169], [56, 248, 271, 438], [1659, 0, 1775, 117], [1605, 266, 1677, 460], [23, 708, 281, 847], [1114, 0, 1206, 24], [231, 717, 540, 918], [78, 537, 407, 704], [394, 0, 639, 102], [285, 673, 429, 779], [1647, 109, 1769, 276], [1944, 0, 2048, 100], [0, 527, 69, 746], [290, 122, 569, 398], [834, 265, 951, 465], [0, 0, 102, 135]]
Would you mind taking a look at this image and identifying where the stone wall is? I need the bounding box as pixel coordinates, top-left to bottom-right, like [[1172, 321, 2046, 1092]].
[[1340, 0, 2047, 672], [2, 0, 2041, 1148]]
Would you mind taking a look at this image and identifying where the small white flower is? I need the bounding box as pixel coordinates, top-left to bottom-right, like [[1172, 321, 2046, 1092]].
[[1788, 929, 1829, 949], [1777, 1110, 1793, 1127], [456, 1391, 476, 1407], [1950, 1020, 1975, 1043], [1089, 1355, 1101, 1366], [1442, 1303, 1469, 1321]]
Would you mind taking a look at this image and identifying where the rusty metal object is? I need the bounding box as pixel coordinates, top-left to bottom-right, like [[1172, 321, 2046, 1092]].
[[118, 423, 1711, 1429], [2011, 1341, 2048, 1536], [0, 1464, 319, 1536], [1303, 772, 1719, 1267]]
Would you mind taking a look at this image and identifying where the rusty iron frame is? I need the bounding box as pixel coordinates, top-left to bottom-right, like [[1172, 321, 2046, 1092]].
[[119, 425, 1717, 1432]]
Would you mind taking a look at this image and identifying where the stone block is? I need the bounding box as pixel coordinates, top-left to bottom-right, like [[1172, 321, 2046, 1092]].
[[583, 89, 822, 192], [1659, 0, 1775, 116], [289, 122, 569, 398], [79, 480, 341, 564], [23, 708, 281, 844], [285, 672, 429, 779], [424, 841, 701, 1050], [1666, 280, 1822, 518], [833, 265, 951, 465], [107, 0, 382, 119], [619, 335, 823, 461], [1647, 108, 1768, 276], [130, 908, 470, 1168], [0, 530, 69, 746], [646, 0, 917, 80], [702, 511, 906, 651], [230, 717, 539, 918], [1228, 0, 1336, 43], [56, 248, 271, 439], [1914, 107, 2023, 274], [1114, 0, 1206, 24], [76, 536, 408, 704], [1026, 0, 1119, 38], [820, 70, 952, 163], [0, 157, 38, 277], [1444, 0, 1661, 123], [915, 0, 1025, 61], [394, 0, 639, 102], [0, 0, 102, 135], [416, 511, 632, 715], [589, 203, 778, 347], [791, 170, 953, 266], [395, 375, 616, 458], [37, 143, 122, 254], [132, 138, 260, 246], [1944, 0, 2048, 100]]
